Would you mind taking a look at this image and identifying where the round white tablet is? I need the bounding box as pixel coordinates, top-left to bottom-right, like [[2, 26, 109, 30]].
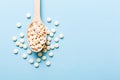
[[46, 41, 51, 46], [47, 46, 50, 51], [29, 59, 34, 64], [49, 52, 54, 57], [49, 32, 54, 37], [51, 28, 56, 33], [27, 50, 32, 55], [38, 52, 42, 57], [46, 61, 51, 66], [15, 42, 20, 47], [12, 36, 17, 42], [34, 63, 39, 68], [19, 44, 23, 48], [20, 39, 25, 44], [54, 43, 59, 48], [54, 21, 59, 26], [42, 56, 47, 61], [23, 44, 28, 50], [43, 49, 47, 53], [47, 17, 52, 23], [26, 13, 31, 19], [59, 34, 64, 39], [36, 58, 41, 63], [13, 49, 18, 54], [19, 33, 24, 38], [22, 54, 27, 59], [16, 22, 21, 28], [54, 38, 59, 43]]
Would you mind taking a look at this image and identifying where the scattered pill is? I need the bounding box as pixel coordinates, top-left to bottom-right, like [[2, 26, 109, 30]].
[[38, 52, 42, 57], [36, 58, 41, 63], [19, 43, 23, 48], [43, 49, 47, 53], [42, 56, 47, 61], [27, 50, 32, 55], [12, 36, 17, 42], [13, 49, 18, 54], [54, 43, 59, 48], [46, 61, 51, 66], [22, 54, 27, 59], [34, 63, 39, 68], [49, 52, 54, 57], [47, 46, 50, 51], [26, 13, 31, 19], [51, 28, 56, 33], [15, 42, 20, 47], [16, 22, 21, 28], [49, 32, 54, 37], [29, 58, 34, 64], [54, 21, 59, 26], [47, 17, 52, 23], [23, 44, 28, 50], [19, 33, 24, 38], [46, 41, 51, 46], [59, 34, 64, 39], [54, 38, 59, 42], [20, 39, 25, 44]]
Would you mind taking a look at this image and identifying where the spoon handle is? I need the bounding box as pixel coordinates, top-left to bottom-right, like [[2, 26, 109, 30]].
[[34, 0, 41, 21]]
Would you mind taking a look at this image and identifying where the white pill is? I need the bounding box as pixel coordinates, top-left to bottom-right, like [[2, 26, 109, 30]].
[[54, 43, 59, 48], [49, 32, 54, 37], [47, 17, 52, 23], [54, 38, 59, 42], [46, 61, 51, 66], [19, 33, 24, 38], [47, 46, 50, 51], [29, 59, 34, 64], [26, 13, 31, 19], [27, 50, 32, 55], [13, 49, 18, 54], [49, 52, 54, 57], [12, 36, 17, 42], [22, 54, 27, 59], [59, 34, 64, 39], [16, 22, 21, 28], [50, 45, 55, 50], [43, 49, 47, 53], [42, 56, 47, 61], [19, 44, 23, 48], [38, 52, 42, 57], [47, 37, 51, 41], [34, 63, 39, 68], [15, 42, 20, 47], [36, 58, 41, 63], [23, 44, 28, 49], [54, 21, 59, 26], [20, 39, 25, 43], [51, 28, 56, 33], [46, 41, 51, 46]]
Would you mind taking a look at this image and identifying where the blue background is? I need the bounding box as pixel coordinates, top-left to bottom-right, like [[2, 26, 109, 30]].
[[0, 0, 120, 80]]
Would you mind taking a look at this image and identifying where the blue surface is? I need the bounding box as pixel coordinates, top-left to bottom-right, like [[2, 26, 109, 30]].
[[0, 0, 120, 80]]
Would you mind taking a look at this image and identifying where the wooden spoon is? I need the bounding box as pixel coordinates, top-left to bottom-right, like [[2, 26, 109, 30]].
[[27, 0, 47, 52]]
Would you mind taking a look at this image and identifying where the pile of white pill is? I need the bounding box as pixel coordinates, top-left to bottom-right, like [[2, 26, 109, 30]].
[[12, 13, 64, 68], [27, 22, 47, 52]]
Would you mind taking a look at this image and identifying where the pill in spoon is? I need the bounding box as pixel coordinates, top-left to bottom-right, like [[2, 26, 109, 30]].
[[27, 0, 47, 52]]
